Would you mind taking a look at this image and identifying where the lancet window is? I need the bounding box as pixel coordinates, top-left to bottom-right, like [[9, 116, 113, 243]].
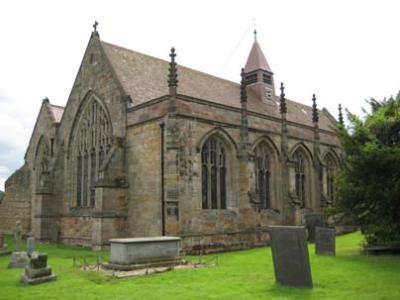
[[293, 150, 307, 207], [201, 137, 227, 209], [254, 143, 271, 209]]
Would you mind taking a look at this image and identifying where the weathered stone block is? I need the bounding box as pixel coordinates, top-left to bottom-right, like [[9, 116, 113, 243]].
[[25, 266, 52, 279], [29, 253, 48, 269], [8, 252, 29, 268], [269, 226, 313, 288]]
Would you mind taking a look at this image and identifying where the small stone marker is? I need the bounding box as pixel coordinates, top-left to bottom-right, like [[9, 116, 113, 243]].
[[0, 232, 10, 256], [27, 237, 36, 257], [305, 213, 325, 242], [315, 227, 335, 256], [269, 226, 313, 288], [21, 253, 56, 285]]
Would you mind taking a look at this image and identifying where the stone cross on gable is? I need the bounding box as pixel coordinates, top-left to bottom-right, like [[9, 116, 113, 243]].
[[93, 21, 99, 32]]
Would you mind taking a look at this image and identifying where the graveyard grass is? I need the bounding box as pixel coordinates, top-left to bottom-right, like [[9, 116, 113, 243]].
[[0, 232, 400, 300]]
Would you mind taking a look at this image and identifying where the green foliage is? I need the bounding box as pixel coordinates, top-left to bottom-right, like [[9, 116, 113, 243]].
[[334, 95, 400, 246], [1, 232, 400, 300]]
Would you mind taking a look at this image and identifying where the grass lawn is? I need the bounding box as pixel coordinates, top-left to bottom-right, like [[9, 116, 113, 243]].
[[0, 231, 399, 300]]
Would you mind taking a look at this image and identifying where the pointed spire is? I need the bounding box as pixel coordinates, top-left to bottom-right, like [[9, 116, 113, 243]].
[[92, 20, 99, 38], [338, 104, 344, 125], [240, 68, 247, 103], [312, 94, 319, 123], [168, 47, 178, 96], [244, 35, 272, 73], [280, 82, 287, 114]]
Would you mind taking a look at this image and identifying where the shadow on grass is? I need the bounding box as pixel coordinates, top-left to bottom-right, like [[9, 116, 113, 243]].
[[266, 283, 313, 299]]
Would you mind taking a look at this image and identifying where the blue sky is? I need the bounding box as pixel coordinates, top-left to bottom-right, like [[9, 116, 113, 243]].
[[1, 0, 400, 190]]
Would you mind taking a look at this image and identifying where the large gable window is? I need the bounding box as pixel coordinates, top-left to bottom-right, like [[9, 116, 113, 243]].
[[74, 99, 111, 208], [201, 136, 227, 209]]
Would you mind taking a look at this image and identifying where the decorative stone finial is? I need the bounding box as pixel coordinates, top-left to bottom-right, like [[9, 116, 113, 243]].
[[92, 21, 99, 37], [280, 82, 287, 114], [338, 103, 344, 125], [42, 97, 49, 105], [254, 29, 257, 42], [240, 68, 247, 103], [312, 94, 319, 123], [168, 47, 178, 91]]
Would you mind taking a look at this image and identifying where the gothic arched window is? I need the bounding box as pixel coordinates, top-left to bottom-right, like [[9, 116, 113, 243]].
[[201, 136, 227, 209], [325, 154, 337, 202], [293, 149, 307, 207], [74, 99, 112, 208], [254, 143, 271, 209], [35, 137, 50, 189]]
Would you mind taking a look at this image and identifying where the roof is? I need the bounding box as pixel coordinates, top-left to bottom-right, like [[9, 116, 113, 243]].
[[47, 104, 64, 123], [100, 41, 336, 132], [244, 41, 272, 73]]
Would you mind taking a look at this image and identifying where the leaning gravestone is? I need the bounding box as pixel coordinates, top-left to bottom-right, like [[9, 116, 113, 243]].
[[21, 253, 56, 285], [27, 237, 36, 257], [315, 227, 336, 256], [305, 213, 325, 242], [269, 226, 313, 288]]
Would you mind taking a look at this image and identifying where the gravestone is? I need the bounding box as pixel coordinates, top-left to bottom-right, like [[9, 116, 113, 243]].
[[14, 221, 22, 251], [305, 213, 325, 242], [315, 227, 335, 256], [21, 253, 56, 285], [8, 221, 28, 268], [27, 237, 36, 257], [8, 252, 29, 268], [269, 226, 313, 288]]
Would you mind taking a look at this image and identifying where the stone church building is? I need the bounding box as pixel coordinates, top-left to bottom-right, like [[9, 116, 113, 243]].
[[0, 26, 342, 252]]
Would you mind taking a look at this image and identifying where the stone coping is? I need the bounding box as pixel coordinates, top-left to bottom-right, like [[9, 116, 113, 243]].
[[109, 236, 181, 243]]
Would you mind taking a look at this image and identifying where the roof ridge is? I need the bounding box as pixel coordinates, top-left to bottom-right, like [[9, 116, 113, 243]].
[[48, 104, 65, 109], [101, 40, 241, 88]]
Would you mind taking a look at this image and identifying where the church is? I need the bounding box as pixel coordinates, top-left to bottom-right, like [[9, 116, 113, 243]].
[[0, 25, 342, 252]]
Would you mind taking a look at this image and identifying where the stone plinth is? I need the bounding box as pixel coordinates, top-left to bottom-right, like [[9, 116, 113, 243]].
[[107, 236, 181, 270], [269, 226, 313, 288], [8, 252, 29, 268], [21, 253, 56, 285], [315, 227, 335, 256]]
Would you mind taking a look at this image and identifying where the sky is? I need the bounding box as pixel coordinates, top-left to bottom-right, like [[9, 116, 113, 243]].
[[0, 0, 399, 190]]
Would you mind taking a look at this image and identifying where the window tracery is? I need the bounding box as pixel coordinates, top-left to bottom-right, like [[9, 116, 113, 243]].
[[201, 136, 227, 209], [74, 99, 112, 208], [293, 149, 307, 207], [254, 143, 271, 209]]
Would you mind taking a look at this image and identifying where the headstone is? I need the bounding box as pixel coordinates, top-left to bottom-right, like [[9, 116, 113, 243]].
[[269, 226, 313, 288], [27, 237, 36, 257], [305, 213, 325, 242], [315, 227, 335, 256], [21, 253, 56, 285], [8, 252, 29, 268], [14, 221, 22, 251]]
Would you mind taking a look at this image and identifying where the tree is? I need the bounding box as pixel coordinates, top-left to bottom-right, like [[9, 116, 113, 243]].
[[333, 95, 400, 247]]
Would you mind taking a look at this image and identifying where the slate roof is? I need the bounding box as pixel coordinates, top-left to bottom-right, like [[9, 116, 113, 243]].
[[100, 41, 337, 132]]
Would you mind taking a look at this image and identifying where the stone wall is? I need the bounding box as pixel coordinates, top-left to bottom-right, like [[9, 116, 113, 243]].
[[0, 163, 32, 234]]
